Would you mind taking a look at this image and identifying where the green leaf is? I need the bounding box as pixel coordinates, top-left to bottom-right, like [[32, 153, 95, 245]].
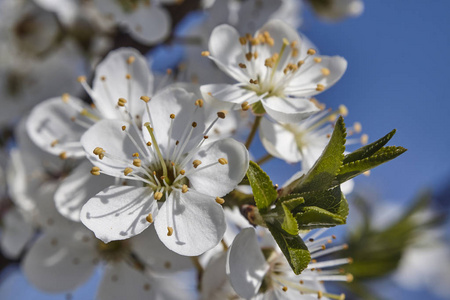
[[266, 222, 310, 275], [281, 202, 299, 235], [337, 192, 349, 219], [283, 116, 346, 195], [246, 161, 277, 211], [343, 129, 396, 164], [337, 146, 407, 183], [294, 186, 343, 214], [279, 195, 305, 210], [295, 206, 346, 230]]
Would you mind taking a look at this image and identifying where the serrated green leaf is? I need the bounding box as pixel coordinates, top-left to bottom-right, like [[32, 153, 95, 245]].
[[337, 146, 407, 183], [281, 202, 299, 235], [282, 116, 346, 196], [294, 186, 342, 214], [266, 222, 310, 275], [296, 206, 346, 230], [279, 196, 305, 210], [337, 192, 349, 218], [246, 161, 277, 211], [343, 129, 396, 164]]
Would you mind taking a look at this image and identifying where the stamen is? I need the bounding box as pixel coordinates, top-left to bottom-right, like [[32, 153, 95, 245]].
[[154, 192, 163, 200], [181, 185, 188, 193], [118, 98, 127, 107], [167, 227, 174, 236], [146, 213, 153, 223], [144, 122, 169, 180], [124, 167, 133, 176], [316, 84, 325, 91], [91, 167, 101, 176], [215, 197, 225, 204], [360, 134, 368, 145], [140, 96, 150, 103], [218, 158, 228, 165], [201, 51, 210, 56], [133, 159, 141, 167], [321, 68, 330, 76], [193, 160, 202, 168], [59, 152, 67, 160]]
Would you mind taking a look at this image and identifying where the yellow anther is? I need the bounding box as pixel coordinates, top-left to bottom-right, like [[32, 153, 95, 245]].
[[146, 213, 153, 223], [170, 114, 175, 119], [146, 141, 152, 146], [346, 274, 354, 282], [201, 51, 210, 56], [91, 167, 101, 176], [62, 93, 70, 103], [310, 98, 326, 110], [254, 51, 259, 59], [132, 153, 139, 157], [122, 125, 126, 131], [204, 135, 209, 139], [167, 227, 174, 236], [338, 105, 348, 117], [180, 169, 185, 175], [77, 76, 86, 83], [100, 76, 106, 81], [329, 114, 337, 122], [282, 286, 288, 292], [127, 56, 135, 64], [321, 68, 330, 76], [192, 122, 197, 128], [314, 57, 322, 63], [218, 158, 228, 165], [93, 147, 103, 155], [193, 160, 202, 168], [339, 294, 346, 300], [282, 38, 289, 46], [353, 122, 362, 133], [266, 37, 274, 46], [51, 140, 58, 147], [290, 41, 298, 48], [80, 109, 88, 116], [265, 58, 274, 68], [297, 60, 305, 67], [361, 134, 369, 145], [215, 197, 225, 205], [140, 96, 150, 103], [181, 185, 188, 193], [316, 84, 325, 91], [249, 79, 259, 84], [126, 74, 131, 79], [124, 167, 133, 176], [363, 170, 371, 176], [59, 152, 67, 160], [291, 47, 299, 57], [133, 159, 141, 167], [217, 111, 226, 119], [195, 99, 204, 107], [239, 63, 247, 69], [318, 291, 323, 299], [307, 48, 316, 55], [154, 192, 163, 200], [241, 101, 250, 111], [321, 244, 326, 250], [118, 98, 127, 107], [239, 36, 247, 45], [245, 52, 253, 61]]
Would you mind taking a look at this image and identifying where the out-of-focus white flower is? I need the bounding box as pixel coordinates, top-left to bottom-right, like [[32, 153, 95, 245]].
[[22, 225, 194, 299], [33, 0, 79, 25], [201, 19, 347, 123], [227, 227, 352, 299], [308, 0, 364, 22], [80, 87, 249, 256], [94, 0, 174, 45]]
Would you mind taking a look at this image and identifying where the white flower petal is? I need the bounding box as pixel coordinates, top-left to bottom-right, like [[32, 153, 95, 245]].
[[154, 190, 226, 256], [201, 252, 234, 300], [80, 186, 157, 243], [123, 6, 171, 45], [188, 138, 249, 197], [131, 227, 194, 273], [55, 160, 115, 222], [0, 209, 34, 259], [26, 97, 87, 158], [22, 232, 97, 293], [262, 96, 319, 123], [200, 83, 260, 105], [259, 117, 301, 163], [97, 261, 154, 300], [81, 119, 140, 178], [226, 227, 269, 299], [92, 48, 152, 119]]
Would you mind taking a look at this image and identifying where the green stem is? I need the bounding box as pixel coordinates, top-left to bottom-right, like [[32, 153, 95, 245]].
[[256, 153, 274, 165], [245, 116, 262, 150]]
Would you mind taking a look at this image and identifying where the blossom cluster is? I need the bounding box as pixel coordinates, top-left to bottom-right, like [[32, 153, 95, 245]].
[[0, 1, 418, 300]]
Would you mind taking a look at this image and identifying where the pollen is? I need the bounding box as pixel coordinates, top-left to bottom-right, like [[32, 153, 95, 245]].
[[321, 68, 330, 76], [314, 57, 322, 63], [77, 76, 86, 83], [361, 134, 369, 145], [154, 192, 163, 200], [239, 36, 247, 45], [195, 99, 204, 107], [146, 213, 153, 223], [118, 98, 127, 107], [316, 84, 325, 92], [353, 122, 362, 133], [61, 93, 70, 103], [127, 56, 135, 64], [338, 105, 348, 117], [146, 141, 152, 146], [133, 159, 141, 167], [50, 139, 58, 147], [132, 152, 139, 157], [282, 286, 288, 292], [182, 185, 188, 193], [218, 158, 228, 165], [241, 101, 250, 111], [193, 160, 202, 168], [318, 291, 323, 299], [167, 227, 174, 236], [245, 52, 253, 61], [59, 152, 67, 160], [215, 197, 225, 204], [124, 167, 133, 176], [217, 111, 226, 119], [122, 125, 126, 131], [125, 74, 131, 80], [140, 96, 150, 103], [180, 169, 185, 175], [201, 51, 210, 56], [239, 63, 247, 69], [170, 114, 175, 119], [307, 48, 316, 55], [90, 167, 101, 176], [100, 76, 106, 81]]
